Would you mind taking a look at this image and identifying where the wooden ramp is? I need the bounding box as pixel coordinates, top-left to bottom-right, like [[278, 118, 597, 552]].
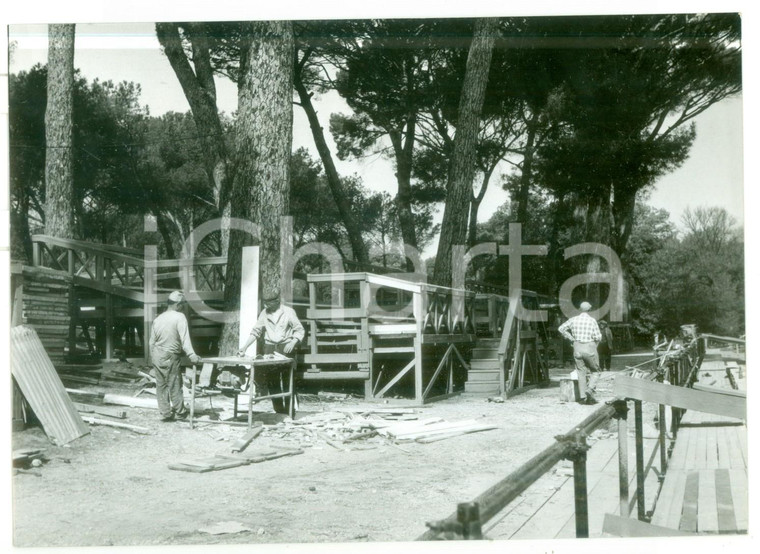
[[649, 408, 747, 534], [485, 431, 662, 539]]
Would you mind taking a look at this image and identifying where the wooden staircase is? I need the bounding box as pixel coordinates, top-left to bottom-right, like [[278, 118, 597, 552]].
[[464, 338, 502, 395]]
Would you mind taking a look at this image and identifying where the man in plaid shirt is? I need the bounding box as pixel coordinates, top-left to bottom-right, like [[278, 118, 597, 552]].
[[558, 301, 601, 404]]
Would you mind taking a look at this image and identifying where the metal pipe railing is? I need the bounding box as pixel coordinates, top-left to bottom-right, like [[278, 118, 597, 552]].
[[418, 401, 621, 540]]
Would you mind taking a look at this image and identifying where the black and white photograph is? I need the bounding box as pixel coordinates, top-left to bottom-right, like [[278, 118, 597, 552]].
[[2, 1, 755, 552]]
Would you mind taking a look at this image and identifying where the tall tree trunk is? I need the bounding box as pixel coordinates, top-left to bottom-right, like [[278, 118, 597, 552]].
[[611, 183, 637, 255], [433, 18, 497, 287], [156, 22, 232, 253], [583, 192, 613, 307], [44, 23, 76, 239], [467, 166, 494, 247], [219, 21, 294, 355], [293, 53, 370, 263], [389, 124, 419, 271], [515, 111, 539, 225]]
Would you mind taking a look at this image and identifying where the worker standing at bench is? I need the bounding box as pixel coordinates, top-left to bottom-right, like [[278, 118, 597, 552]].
[[558, 301, 602, 405], [150, 290, 202, 421], [238, 290, 305, 414]]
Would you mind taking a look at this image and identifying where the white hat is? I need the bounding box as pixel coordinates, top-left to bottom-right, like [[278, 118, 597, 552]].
[[580, 301, 592, 312], [168, 290, 185, 303]]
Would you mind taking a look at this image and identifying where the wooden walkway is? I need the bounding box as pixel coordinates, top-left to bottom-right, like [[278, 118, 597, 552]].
[[485, 430, 662, 539], [648, 354, 748, 535], [486, 348, 747, 541], [649, 409, 748, 533]]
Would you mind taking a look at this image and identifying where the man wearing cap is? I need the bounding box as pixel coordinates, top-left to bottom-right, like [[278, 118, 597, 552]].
[[149, 291, 202, 421], [558, 301, 602, 404], [238, 291, 305, 413]]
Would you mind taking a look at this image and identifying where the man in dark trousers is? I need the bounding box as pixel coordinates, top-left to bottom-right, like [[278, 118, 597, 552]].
[[149, 291, 202, 421], [558, 301, 602, 404], [238, 291, 305, 414], [597, 320, 614, 370]]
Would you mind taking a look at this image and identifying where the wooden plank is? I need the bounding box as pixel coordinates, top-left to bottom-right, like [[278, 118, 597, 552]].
[[723, 425, 741, 469], [697, 469, 719, 533], [668, 427, 691, 470], [651, 469, 685, 527], [678, 471, 699, 532], [80, 416, 150, 434], [728, 468, 748, 532], [694, 427, 708, 469], [714, 468, 738, 533], [663, 470, 688, 529], [734, 426, 747, 467], [73, 403, 126, 419], [614, 374, 746, 420], [299, 371, 369, 380], [602, 513, 695, 537], [715, 426, 732, 469], [231, 427, 263, 453], [103, 394, 158, 409], [303, 353, 369, 364], [10, 326, 90, 445], [705, 427, 719, 469]]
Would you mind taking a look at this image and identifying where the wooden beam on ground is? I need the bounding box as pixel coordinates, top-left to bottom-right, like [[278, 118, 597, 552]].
[[103, 394, 159, 409], [614, 374, 745, 420], [80, 416, 150, 434], [73, 403, 127, 419], [231, 426, 263, 453]]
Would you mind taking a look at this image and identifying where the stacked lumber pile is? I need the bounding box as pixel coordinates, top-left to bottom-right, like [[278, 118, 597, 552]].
[[22, 266, 73, 365]]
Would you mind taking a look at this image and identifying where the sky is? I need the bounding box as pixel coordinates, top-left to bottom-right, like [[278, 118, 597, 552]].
[[5, 9, 749, 256]]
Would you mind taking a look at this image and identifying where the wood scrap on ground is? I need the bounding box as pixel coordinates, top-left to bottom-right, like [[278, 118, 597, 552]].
[[231, 426, 263, 453], [257, 410, 497, 449], [168, 448, 304, 473], [80, 416, 151, 435], [73, 402, 127, 419]]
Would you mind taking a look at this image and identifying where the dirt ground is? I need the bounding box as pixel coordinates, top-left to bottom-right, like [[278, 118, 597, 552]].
[[10, 362, 633, 549]]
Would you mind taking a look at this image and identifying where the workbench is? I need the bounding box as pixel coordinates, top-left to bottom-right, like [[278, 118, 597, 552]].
[[189, 355, 296, 430]]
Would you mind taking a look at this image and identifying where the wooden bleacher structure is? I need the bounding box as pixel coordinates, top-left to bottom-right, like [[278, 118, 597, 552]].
[[18, 235, 550, 403]]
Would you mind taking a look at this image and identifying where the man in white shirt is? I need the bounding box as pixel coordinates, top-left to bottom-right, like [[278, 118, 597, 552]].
[[149, 291, 202, 421], [238, 291, 305, 413], [558, 301, 601, 405]]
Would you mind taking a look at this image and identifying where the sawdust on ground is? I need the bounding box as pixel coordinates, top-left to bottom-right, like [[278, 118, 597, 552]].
[[11, 364, 639, 548]]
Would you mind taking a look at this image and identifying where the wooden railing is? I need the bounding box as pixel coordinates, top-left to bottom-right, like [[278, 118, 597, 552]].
[[306, 272, 480, 338], [31, 235, 226, 303]]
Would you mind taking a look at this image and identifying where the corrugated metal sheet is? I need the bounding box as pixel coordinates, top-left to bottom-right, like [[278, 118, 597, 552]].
[[10, 325, 89, 445]]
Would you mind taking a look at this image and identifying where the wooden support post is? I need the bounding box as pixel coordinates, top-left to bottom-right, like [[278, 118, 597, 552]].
[[105, 293, 113, 360], [308, 282, 318, 372], [32, 241, 40, 267], [189, 365, 196, 430], [413, 291, 424, 404], [573, 448, 590, 538], [658, 403, 667, 477], [616, 401, 630, 517], [634, 400, 646, 521], [457, 502, 483, 540], [143, 245, 157, 362]]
